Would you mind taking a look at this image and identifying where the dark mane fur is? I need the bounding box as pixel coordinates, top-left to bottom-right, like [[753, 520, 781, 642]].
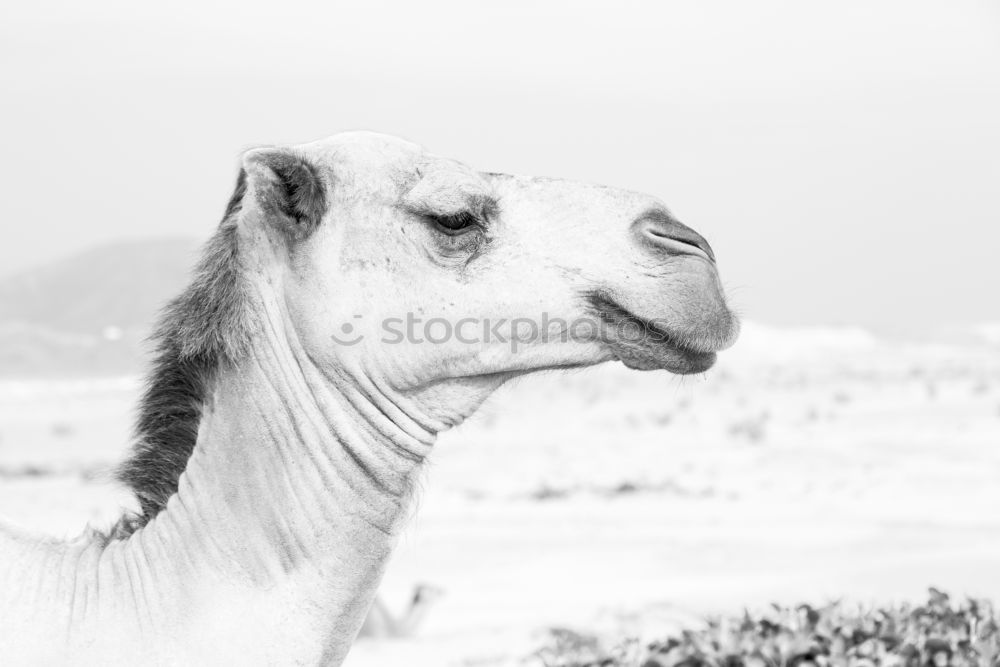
[[107, 151, 328, 539], [113, 169, 255, 532]]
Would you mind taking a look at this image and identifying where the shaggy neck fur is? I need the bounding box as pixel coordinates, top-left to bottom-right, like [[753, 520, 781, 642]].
[[116, 171, 254, 525]]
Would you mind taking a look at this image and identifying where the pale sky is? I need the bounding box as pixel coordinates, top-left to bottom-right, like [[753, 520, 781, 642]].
[[1, 0, 998, 334]]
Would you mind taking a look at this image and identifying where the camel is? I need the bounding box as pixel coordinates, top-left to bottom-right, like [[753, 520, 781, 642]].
[[0, 131, 738, 665], [356, 584, 445, 639]]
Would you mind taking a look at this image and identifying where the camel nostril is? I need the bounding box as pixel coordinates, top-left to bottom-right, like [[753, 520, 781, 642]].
[[633, 211, 716, 263]]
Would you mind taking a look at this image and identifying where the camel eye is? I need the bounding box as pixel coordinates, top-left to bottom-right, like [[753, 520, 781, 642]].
[[428, 211, 480, 234]]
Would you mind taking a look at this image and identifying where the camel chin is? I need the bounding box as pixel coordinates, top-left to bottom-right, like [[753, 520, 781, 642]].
[[613, 343, 719, 374], [588, 288, 739, 375]]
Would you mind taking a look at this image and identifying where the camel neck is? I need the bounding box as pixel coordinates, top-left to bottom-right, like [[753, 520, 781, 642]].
[[180, 298, 433, 548], [110, 293, 434, 663], [2, 258, 439, 664]]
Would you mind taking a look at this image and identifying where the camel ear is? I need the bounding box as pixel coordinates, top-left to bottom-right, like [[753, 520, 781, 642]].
[[242, 148, 328, 240]]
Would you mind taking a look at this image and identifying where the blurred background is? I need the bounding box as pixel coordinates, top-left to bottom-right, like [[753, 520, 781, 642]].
[[0, 1, 998, 665]]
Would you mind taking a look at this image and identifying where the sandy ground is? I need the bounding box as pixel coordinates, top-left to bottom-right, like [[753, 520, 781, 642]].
[[1, 324, 999, 666]]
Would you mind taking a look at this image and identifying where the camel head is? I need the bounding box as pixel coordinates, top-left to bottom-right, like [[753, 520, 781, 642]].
[[237, 131, 739, 429]]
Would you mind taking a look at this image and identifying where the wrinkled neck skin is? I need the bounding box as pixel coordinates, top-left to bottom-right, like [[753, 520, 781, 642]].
[[0, 246, 448, 665]]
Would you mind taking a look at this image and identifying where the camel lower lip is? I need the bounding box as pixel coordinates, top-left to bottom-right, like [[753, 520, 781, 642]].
[[587, 291, 723, 374], [614, 345, 718, 374]]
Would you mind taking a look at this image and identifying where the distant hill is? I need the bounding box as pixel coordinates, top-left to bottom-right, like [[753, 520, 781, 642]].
[[0, 238, 200, 377]]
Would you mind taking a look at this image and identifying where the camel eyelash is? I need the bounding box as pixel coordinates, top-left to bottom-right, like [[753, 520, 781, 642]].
[[426, 210, 485, 234]]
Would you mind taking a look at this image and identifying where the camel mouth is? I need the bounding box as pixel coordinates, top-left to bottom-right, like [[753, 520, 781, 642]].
[[587, 291, 737, 374]]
